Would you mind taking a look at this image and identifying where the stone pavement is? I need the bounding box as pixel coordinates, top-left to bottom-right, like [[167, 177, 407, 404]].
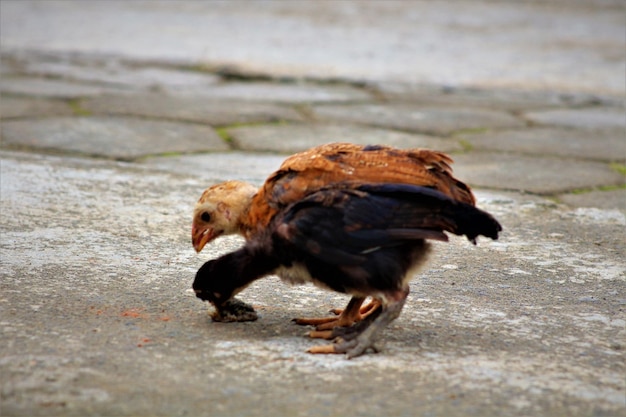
[[1, 1, 625, 417]]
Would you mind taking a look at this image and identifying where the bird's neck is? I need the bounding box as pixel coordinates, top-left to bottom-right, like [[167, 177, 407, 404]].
[[230, 189, 257, 238], [218, 244, 280, 300], [239, 192, 277, 240]]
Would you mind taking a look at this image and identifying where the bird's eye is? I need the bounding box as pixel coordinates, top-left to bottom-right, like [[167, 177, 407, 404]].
[[201, 212, 211, 222]]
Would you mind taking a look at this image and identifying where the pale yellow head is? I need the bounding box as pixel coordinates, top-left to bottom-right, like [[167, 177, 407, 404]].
[[191, 180, 258, 252]]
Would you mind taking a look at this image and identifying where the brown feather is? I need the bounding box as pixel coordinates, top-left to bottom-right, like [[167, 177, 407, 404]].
[[242, 143, 475, 237]]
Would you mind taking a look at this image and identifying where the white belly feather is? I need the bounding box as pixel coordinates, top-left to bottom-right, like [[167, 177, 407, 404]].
[[273, 264, 336, 292]]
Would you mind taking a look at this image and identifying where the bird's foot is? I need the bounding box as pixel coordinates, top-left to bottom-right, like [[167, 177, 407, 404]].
[[307, 336, 380, 358], [295, 318, 352, 340], [306, 329, 334, 339], [210, 298, 258, 322], [293, 297, 381, 338], [292, 315, 340, 327], [305, 320, 370, 340], [306, 289, 408, 358], [293, 316, 346, 339], [307, 308, 383, 356], [295, 313, 359, 334], [329, 299, 380, 317]]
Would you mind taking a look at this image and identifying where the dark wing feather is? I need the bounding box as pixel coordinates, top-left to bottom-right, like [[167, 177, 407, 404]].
[[351, 183, 502, 242], [275, 183, 501, 265]]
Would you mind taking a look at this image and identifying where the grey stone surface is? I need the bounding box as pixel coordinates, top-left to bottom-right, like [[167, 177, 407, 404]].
[[312, 104, 525, 135], [1, 1, 626, 416], [452, 152, 624, 194], [374, 83, 618, 110], [19, 56, 221, 90], [458, 127, 626, 162], [559, 188, 626, 211], [0, 76, 128, 99], [0, 95, 73, 119], [1, 151, 624, 417], [82, 93, 304, 126], [189, 82, 372, 104], [525, 107, 626, 129], [0, 117, 228, 160], [142, 152, 286, 185], [1, 1, 624, 96], [227, 123, 463, 154], [0, 57, 18, 75]]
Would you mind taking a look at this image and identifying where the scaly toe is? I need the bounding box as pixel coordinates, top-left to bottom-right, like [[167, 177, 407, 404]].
[[292, 316, 338, 326], [307, 344, 341, 354], [308, 329, 334, 339]]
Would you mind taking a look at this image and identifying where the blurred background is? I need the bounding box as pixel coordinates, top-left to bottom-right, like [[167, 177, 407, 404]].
[[2, 0, 624, 97], [1, 0, 624, 206]]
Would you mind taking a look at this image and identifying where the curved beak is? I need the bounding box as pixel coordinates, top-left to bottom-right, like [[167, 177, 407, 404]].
[[191, 224, 213, 253]]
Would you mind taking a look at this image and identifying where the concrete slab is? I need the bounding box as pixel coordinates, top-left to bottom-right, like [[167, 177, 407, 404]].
[[559, 188, 626, 211], [1, 150, 624, 417], [82, 93, 304, 126], [0, 76, 128, 99], [452, 152, 624, 194], [525, 107, 626, 129], [1, 1, 623, 96], [0, 96, 73, 119], [373, 83, 617, 110], [311, 104, 525, 135], [226, 123, 463, 154], [141, 152, 286, 185], [189, 82, 372, 104], [0, 117, 228, 160], [0, 56, 21, 75], [458, 127, 626, 162], [17, 55, 222, 90]]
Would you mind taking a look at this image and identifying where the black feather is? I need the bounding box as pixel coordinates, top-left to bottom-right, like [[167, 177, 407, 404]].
[[279, 183, 501, 255], [193, 243, 279, 306], [194, 182, 501, 321]]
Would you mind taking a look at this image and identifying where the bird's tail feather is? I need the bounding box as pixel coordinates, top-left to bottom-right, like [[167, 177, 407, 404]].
[[443, 202, 502, 244]]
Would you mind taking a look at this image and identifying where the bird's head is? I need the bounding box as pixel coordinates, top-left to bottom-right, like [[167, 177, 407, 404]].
[[191, 180, 258, 252]]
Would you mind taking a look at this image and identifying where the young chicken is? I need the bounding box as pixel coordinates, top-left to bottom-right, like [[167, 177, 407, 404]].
[[191, 143, 477, 334], [193, 183, 502, 358]]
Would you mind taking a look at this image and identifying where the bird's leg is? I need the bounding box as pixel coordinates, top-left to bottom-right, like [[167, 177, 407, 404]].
[[308, 298, 383, 339], [307, 287, 409, 358], [293, 296, 366, 334], [294, 297, 384, 339], [329, 298, 381, 318], [305, 303, 383, 342], [306, 296, 373, 339]]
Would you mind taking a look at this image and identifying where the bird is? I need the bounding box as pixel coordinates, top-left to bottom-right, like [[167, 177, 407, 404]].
[[191, 143, 478, 336], [193, 182, 502, 358]]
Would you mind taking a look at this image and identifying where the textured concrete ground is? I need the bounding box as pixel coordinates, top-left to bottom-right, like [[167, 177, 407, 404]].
[[1, 1, 625, 417]]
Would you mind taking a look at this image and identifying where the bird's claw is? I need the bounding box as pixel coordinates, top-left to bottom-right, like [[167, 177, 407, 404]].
[[209, 298, 258, 322], [307, 329, 334, 339], [307, 336, 380, 358], [292, 316, 338, 326]]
